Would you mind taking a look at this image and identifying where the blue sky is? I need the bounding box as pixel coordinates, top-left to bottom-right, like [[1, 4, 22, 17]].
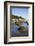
[[10, 8, 29, 19]]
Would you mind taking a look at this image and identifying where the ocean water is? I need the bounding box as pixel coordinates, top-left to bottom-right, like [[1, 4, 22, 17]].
[[10, 22, 28, 33]]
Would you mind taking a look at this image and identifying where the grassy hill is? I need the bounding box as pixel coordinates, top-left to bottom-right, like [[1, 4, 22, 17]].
[[10, 14, 25, 21]]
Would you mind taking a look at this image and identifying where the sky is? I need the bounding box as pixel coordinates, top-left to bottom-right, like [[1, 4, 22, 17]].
[[10, 8, 29, 20]]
